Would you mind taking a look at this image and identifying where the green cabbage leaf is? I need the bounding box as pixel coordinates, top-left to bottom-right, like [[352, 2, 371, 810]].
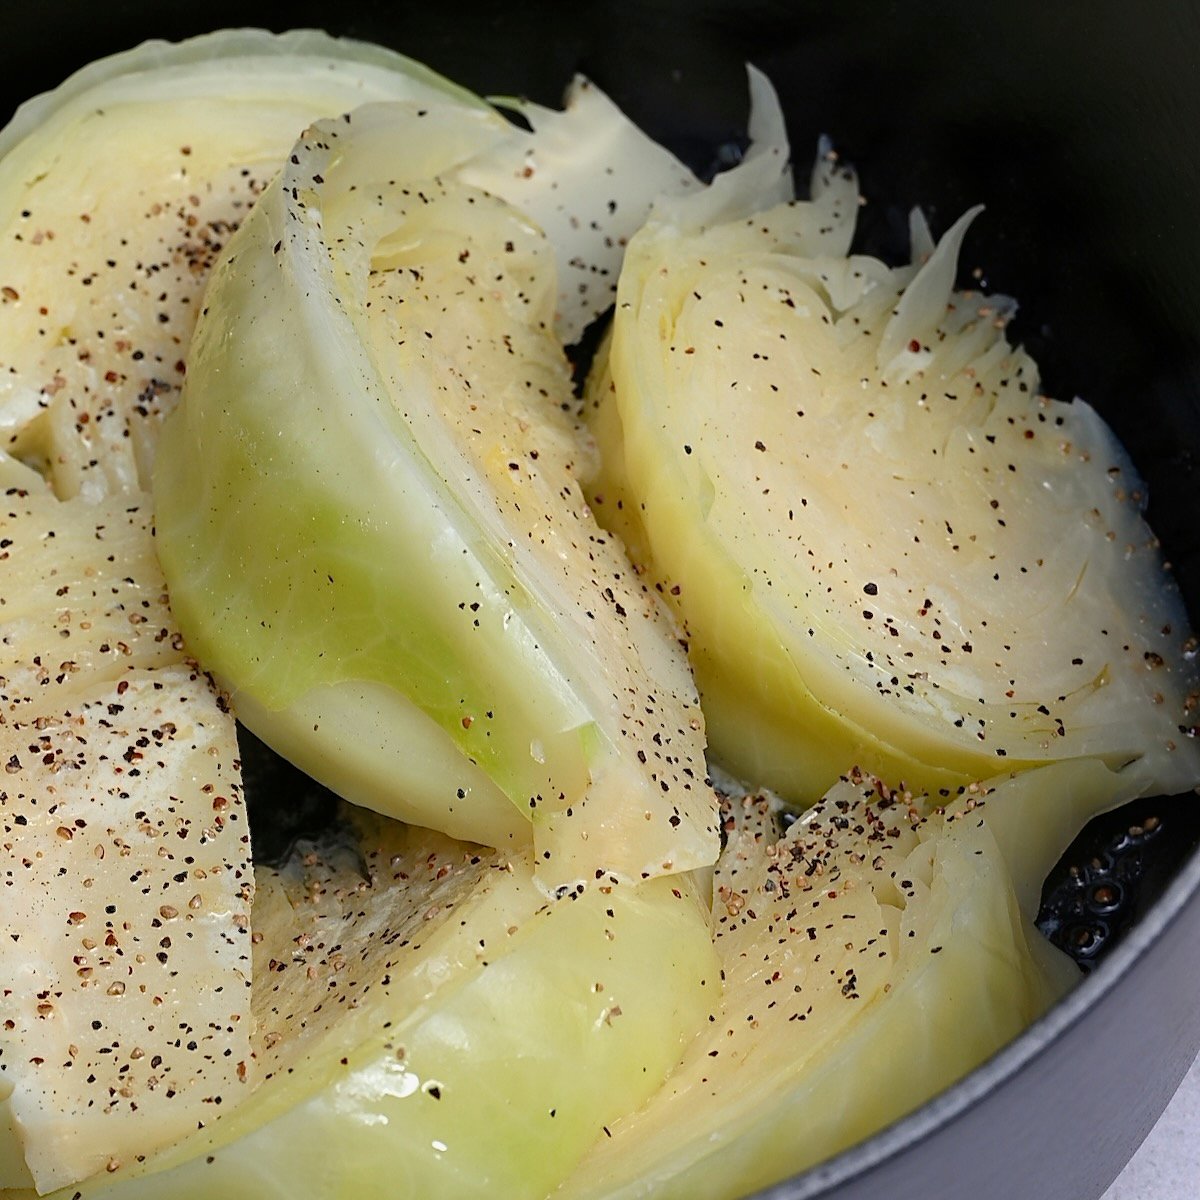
[[154, 79, 791, 886]]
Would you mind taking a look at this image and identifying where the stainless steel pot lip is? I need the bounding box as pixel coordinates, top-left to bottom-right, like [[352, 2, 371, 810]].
[[752, 797, 1200, 1200]]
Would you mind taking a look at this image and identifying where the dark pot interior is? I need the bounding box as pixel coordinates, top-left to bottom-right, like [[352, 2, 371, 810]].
[[4, 3, 1199, 1198]]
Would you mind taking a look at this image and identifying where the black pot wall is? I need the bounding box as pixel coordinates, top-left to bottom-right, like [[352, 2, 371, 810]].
[[4, 3, 1199, 1198]]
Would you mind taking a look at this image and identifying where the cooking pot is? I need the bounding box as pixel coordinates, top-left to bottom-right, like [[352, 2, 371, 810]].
[[5, 2, 1198, 1197]]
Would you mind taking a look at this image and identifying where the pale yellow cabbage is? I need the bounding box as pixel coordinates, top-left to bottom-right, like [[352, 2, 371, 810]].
[[586, 153, 1200, 805], [560, 759, 1139, 1199]]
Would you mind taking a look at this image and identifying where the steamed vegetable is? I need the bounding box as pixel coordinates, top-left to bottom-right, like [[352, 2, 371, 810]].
[[0, 28, 482, 501], [559, 759, 1139, 1200], [11, 813, 717, 1200], [0, 356, 717, 1200], [0, 458, 253, 1192], [0, 667, 250, 1195], [585, 150, 1200, 804], [152, 80, 790, 886]]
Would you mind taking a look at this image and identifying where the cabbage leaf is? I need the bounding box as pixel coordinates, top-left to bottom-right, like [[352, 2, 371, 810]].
[[559, 759, 1136, 1199], [154, 81, 791, 886], [586, 152, 1200, 804], [0, 28, 484, 502], [8, 814, 718, 1200]]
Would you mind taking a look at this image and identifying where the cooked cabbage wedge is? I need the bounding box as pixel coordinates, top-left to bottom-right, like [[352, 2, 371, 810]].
[[0, 667, 250, 1195], [0, 28, 482, 502], [0, 458, 253, 1192], [12, 813, 717, 1200], [586, 152, 1200, 804], [559, 759, 1137, 1200], [153, 81, 790, 886]]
